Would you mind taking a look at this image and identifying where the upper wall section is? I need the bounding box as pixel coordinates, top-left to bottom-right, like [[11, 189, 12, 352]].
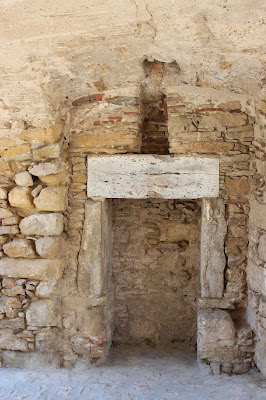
[[0, 0, 265, 141]]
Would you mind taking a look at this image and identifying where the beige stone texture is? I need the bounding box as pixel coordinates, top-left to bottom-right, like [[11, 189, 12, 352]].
[[70, 130, 141, 153], [26, 300, 60, 327], [0, 258, 64, 281], [247, 260, 266, 296], [72, 336, 104, 358], [35, 237, 65, 259], [8, 187, 34, 209], [258, 234, 266, 261], [19, 213, 64, 236], [3, 238, 36, 258], [14, 171, 34, 187], [0, 188, 7, 199], [21, 124, 63, 144], [0, 226, 19, 235], [0, 209, 14, 219], [197, 309, 236, 363], [36, 330, 63, 352], [197, 113, 248, 129], [28, 161, 67, 177], [0, 145, 31, 161], [78, 199, 112, 296], [35, 282, 55, 298], [249, 201, 266, 230], [170, 141, 234, 154], [2, 350, 62, 369], [201, 198, 227, 298], [34, 186, 68, 211], [38, 171, 68, 186], [0, 329, 28, 351], [0, 318, 25, 330], [2, 216, 20, 225], [225, 177, 250, 197], [33, 143, 62, 160]]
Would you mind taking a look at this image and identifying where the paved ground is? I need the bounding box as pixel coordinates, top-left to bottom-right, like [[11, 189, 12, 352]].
[[0, 346, 265, 400]]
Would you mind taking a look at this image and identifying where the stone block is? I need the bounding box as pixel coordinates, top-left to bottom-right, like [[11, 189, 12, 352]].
[[36, 329, 62, 352], [0, 188, 7, 199], [0, 225, 19, 235], [3, 238, 36, 258], [8, 187, 34, 209], [35, 282, 55, 298], [198, 298, 235, 310], [201, 198, 227, 298], [258, 234, 266, 261], [78, 306, 105, 337], [2, 350, 62, 369], [21, 123, 63, 144], [39, 170, 68, 186], [247, 260, 265, 296], [197, 113, 248, 129], [1, 145, 31, 161], [34, 186, 68, 211], [19, 213, 64, 236], [2, 216, 20, 225], [0, 329, 28, 351], [249, 200, 266, 230], [0, 258, 63, 281], [78, 200, 112, 296], [160, 222, 198, 243], [0, 208, 14, 219], [225, 177, 250, 197], [35, 237, 65, 258], [14, 171, 34, 187], [26, 300, 60, 327], [70, 130, 141, 154], [0, 317, 25, 330], [197, 309, 236, 363], [72, 336, 105, 358], [28, 160, 67, 177], [169, 141, 234, 154], [33, 143, 62, 160]]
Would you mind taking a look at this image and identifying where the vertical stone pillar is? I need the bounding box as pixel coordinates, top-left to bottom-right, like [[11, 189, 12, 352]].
[[78, 199, 112, 296], [201, 198, 227, 298], [73, 198, 113, 362]]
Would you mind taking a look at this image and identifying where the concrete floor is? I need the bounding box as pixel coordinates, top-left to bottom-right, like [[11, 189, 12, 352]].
[[0, 346, 265, 400]]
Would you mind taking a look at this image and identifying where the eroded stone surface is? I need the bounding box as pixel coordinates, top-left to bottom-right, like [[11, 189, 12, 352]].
[[26, 300, 60, 327], [0, 258, 63, 281], [19, 213, 64, 236], [3, 238, 36, 258], [35, 237, 65, 258], [34, 186, 68, 211], [14, 171, 34, 187], [8, 187, 34, 209]]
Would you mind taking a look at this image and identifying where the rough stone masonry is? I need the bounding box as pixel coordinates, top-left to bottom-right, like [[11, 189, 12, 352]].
[[0, 0, 265, 378]]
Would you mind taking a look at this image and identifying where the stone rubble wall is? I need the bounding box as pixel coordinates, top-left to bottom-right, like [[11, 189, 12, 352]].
[[112, 199, 201, 348], [166, 87, 256, 374], [0, 85, 264, 376], [247, 97, 266, 377], [0, 123, 68, 368]]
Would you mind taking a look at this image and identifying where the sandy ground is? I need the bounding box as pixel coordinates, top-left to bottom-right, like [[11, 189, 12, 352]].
[[0, 346, 265, 400]]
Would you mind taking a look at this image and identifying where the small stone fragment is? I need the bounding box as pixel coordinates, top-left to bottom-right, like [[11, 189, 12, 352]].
[[2, 216, 20, 225], [14, 171, 34, 187], [0, 225, 19, 235], [31, 185, 43, 198], [28, 160, 67, 177], [35, 282, 55, 298], [21, 123, 63, 144], [2, 278, 16, 288], [0, 145, 31, 161], [0, 208, 14, 219], [19, 213, 64, 236], [8, 187, 34, 209], [39, 170, 68, 186], [3, 238, 36, 258], [33, 143, 62, 160], [35, 236, 65, 258], [0, 188, 7, 199]]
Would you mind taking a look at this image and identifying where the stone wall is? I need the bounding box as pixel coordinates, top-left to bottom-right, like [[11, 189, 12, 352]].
[[0, 83, 264, 377], [112, 199, 201, 347], [0, 124, 68, 368], [247, 96, 266, 377]]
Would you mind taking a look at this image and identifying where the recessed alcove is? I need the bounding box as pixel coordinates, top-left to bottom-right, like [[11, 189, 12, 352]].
[[112, 198, 201, 349]]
